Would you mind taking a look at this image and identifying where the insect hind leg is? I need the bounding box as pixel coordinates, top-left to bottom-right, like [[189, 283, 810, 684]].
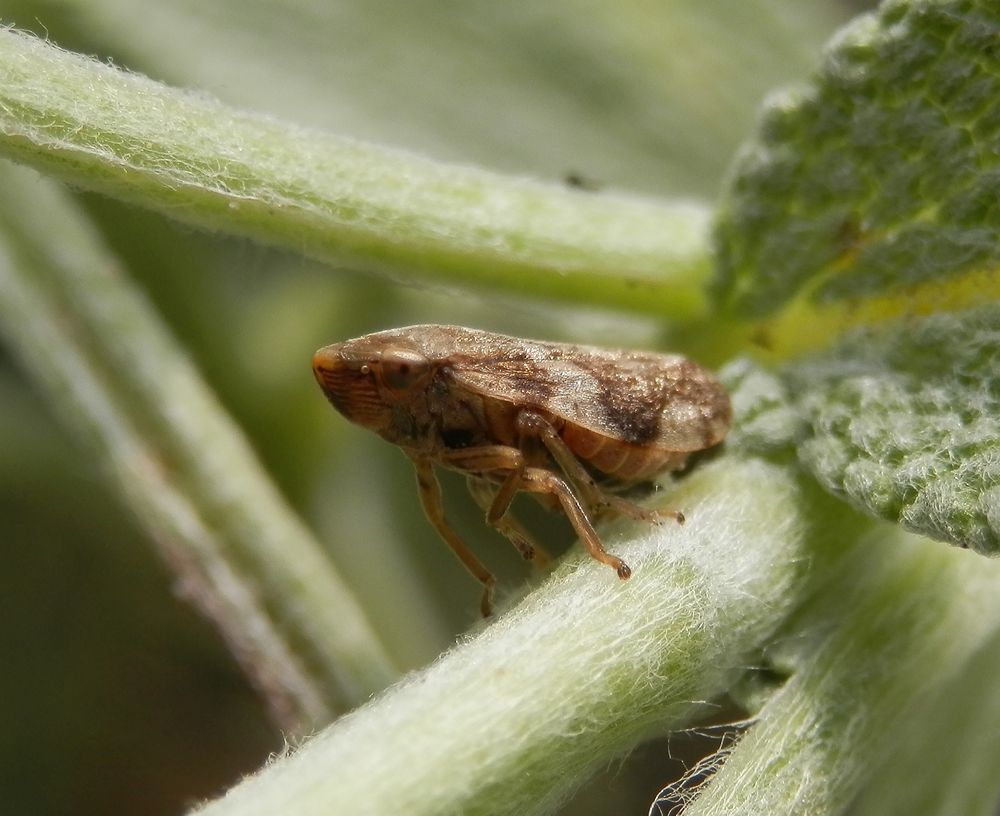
[[518, 466, 631, 580], [516, 410, 683, 527], [466, 477, 551, 567], [596, 491, 685, 527]]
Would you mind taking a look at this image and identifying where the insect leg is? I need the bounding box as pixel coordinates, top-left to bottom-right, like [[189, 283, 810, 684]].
[[407, 454, 496, 617], [466, 476, 552, 566], [443, 444, 629, 579], [439, 445, 525, 523], [519, 466, 631, 580], [516, 410, 683, 526]]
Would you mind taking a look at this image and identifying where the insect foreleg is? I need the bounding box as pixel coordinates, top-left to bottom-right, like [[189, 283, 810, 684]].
[[518, 466, 632, 580], [516, 410, 683, 527], [466, 477, 551, 566], [407, 454, 496, 616]]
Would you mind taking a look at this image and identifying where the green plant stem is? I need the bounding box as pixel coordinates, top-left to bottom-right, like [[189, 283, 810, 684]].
[[680, 526, 1000, 815], [192, 457, 820, 816], [851, 620, 1000, 816], [0, 27, 711, 317], [0, 161, 396, 732]]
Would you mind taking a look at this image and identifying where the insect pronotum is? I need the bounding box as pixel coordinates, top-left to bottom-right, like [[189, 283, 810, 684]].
[[313, 325, 731, 616]]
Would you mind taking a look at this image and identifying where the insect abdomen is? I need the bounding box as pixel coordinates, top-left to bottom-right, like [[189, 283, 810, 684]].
[[560, 423, 689, 481]]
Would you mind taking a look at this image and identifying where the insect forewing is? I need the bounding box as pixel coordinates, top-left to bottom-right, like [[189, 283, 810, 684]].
[[449, 343, 730, 452]]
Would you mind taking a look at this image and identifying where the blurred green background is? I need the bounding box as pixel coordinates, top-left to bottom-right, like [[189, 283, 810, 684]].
[[0, 2, 872, 813]]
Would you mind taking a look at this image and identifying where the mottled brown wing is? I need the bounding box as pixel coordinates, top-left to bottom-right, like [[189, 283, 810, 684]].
[[448, 343, 730, 452]]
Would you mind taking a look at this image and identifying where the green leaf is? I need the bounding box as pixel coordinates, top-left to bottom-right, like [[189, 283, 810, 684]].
[[717, 357, 806, 456], [713, 0, 1000, 358], [785, 304, 1000, 554]]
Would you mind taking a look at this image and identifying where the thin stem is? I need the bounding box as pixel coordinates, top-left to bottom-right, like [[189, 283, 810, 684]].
[[0, 162, 396, 732]]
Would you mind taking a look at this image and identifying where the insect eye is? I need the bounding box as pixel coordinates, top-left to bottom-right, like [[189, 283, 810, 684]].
[[379, 348, 430, 391]]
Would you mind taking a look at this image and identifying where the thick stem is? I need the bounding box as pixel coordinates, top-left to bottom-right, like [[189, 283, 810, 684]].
[[0, 28, 711, 318], [678, 526, 1000, 815], [193, 457, 817, 816]]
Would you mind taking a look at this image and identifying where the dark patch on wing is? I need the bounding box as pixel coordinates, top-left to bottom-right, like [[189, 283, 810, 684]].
[[448, 343, 730, 451], [585, 357, 727, 447], [590, 363, 665, 444]]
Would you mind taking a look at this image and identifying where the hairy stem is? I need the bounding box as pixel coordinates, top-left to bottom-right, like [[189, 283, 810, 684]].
[[0, 162, 395, 731], [193, 457, 821, 816], [0, 27, 711, 317], [680, 526, 1000, 815]]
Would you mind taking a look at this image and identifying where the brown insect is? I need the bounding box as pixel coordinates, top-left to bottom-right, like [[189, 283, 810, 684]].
[[312, 325, 731, 615]]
